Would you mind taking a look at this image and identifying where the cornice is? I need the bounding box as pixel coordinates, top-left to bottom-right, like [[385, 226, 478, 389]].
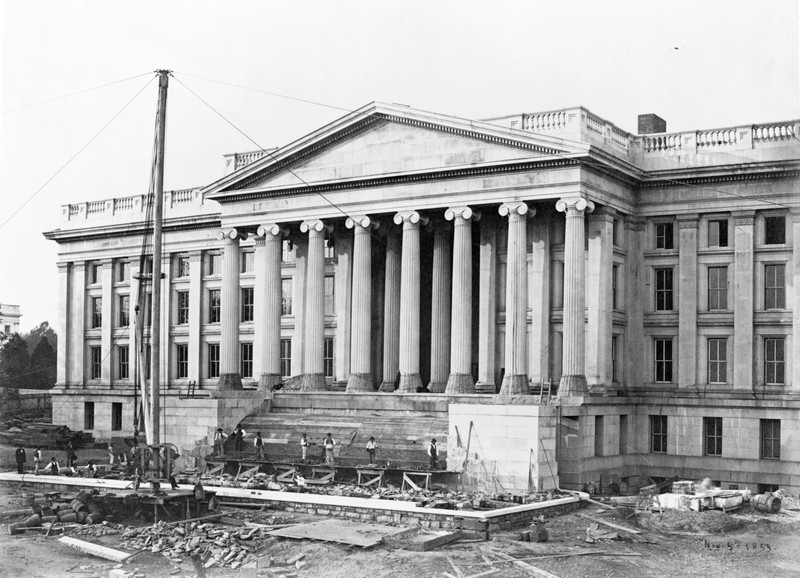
[[43, 216, 222, 244]]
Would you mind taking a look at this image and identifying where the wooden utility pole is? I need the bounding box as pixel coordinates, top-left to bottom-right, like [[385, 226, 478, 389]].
[[149, 69, 170, 452]]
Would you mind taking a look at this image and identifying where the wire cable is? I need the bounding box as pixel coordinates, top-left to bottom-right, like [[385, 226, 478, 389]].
[[0, 75, 157, 231], [1, 72, 154, 114], [174, 71, 351, 112]]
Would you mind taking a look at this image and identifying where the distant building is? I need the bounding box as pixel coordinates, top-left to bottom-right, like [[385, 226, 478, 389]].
[[0, 303, 22, 334], [44, 103, 800, 493]]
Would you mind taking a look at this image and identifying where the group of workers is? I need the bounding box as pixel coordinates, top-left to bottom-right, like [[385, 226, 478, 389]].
[[14, 443, 98, 477]]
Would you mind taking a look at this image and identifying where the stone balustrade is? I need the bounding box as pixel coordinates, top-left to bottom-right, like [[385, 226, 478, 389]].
[[223, 148, 279, 174]]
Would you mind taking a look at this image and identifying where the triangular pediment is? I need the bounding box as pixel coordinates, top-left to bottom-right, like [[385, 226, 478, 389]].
[[204, 103, 585, 198]]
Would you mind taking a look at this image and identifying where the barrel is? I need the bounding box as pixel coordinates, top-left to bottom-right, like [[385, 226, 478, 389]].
[[70, 499, 88, 513], [21, 493, 35, 507], [57, 511, 79, 523], [753, 493, 781, 513], [84, 513, 103, 525]]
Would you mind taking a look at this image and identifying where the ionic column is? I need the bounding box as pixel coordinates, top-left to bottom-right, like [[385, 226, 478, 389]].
[[446, 206, 479, 394], [394, 211, 426, 392], [56, 263, 70, 387], [379, 228, 401, 392], [346, 216, 377, 392], [256, 224, 286, 392], [556, 197, 594, 399], [475, 215, 498, 394], [301, 219, 329, 391], [428, 222, 452, 393], [218, 228, 245, 390], [499, 202, 535, 395], [529, 215, 551, 386], [677, 214, 699, 389], [733, 211, 755, 391]]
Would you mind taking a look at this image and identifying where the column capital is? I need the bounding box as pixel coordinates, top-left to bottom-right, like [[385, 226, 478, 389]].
[[257, 223, 289, 237], [499, 201, 536, 219], [74, 261, 87, 271], [677, 214, 700, 229], [445, 206, 481, 222], [393, 211, 429, 227], [217, 227, 248, 242], [624, 217, 646, 232], [732, 211, 756, 226], [300, 219, 332, 234], [189, 251, 203, 263], [556, 197, 595, 215], [254, 237, 266, 247], [57, 262, 70, 272], [346, 215, 379, 230], [589, 206, 617, 223]]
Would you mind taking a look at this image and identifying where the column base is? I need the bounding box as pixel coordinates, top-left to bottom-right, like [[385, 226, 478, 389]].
[[346, 373, 374, 393], [301, 373, 329, 392], [398, 373, 423, 393], [475, 381, 497, 394], [378, 381, 396, 393], [258, 373, 282, 393], [557, 374, 589, 398], [217, 373, 243, 391], [428, 380, 447, 393], [445, 373, 475, 394], [499, 374, 529, 395]]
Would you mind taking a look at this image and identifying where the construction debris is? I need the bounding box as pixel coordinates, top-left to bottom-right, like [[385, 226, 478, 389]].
[[267, 518, 412, 548], [58, 536, 132, 562]]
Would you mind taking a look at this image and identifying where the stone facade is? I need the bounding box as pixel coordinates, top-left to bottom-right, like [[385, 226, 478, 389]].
[[44, 103, 800, 492]]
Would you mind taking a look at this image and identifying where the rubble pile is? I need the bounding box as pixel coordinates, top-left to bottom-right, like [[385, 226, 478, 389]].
[[0, 421, 93, 449]]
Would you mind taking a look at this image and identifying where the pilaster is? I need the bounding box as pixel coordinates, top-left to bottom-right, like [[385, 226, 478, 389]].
[[70, 262, 86, 386], [346, 216, 376, 392], [188, 252, 203, 385], [56, 262, 70, 387], [428, 221, 452, 392], [395, 210, 426, 393], [159, 253, 172, 387], [380, 228, 401, 391], [733, 211, 755, 391], [793, 211, 800, 393], [301, 219, 329, 391], [586, 208, 615, 393], [555, 196, 594, 401], [624, 218, 645, 390], [445, 206, 478, 394], [476, 216, 497, 393], [677, 214, 699, 389], [101, 259, 113, 385], [218, 228, 245, 390]]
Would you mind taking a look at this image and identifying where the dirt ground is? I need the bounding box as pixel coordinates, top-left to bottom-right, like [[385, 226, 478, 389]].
[[1, 483, 798, 578]]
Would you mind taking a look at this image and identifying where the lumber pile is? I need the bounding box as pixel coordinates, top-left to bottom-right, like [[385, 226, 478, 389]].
[[0, 421, 93, 449]]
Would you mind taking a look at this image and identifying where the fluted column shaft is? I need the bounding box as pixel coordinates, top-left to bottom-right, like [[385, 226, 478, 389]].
[[219, 229, 243, 390], [395, 211, 425, 393], [301, 220, 328, 391], [446, 207, 477, 394], [256, 224, 285, 391], [499, 202, 533, 395], [347, 217, 375, 392], [556, 197, 594, 398], [428, 224, 452, 392], [379, 229, 401, 391]]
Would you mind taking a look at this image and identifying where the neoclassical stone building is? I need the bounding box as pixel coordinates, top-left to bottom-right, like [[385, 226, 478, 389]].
[[45, 103, 800, 492]]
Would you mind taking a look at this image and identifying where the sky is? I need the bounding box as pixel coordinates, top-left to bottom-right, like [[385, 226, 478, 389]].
[[0, 0, 798, 332]]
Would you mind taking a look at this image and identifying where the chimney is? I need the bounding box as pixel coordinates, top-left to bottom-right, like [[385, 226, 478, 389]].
[[638, 113, 667, 134]]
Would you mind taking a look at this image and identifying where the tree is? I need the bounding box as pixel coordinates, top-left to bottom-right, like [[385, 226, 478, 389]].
[[24, 321, 57, 355], [29, 336, 57, 389], [0, 333, 31, 389]]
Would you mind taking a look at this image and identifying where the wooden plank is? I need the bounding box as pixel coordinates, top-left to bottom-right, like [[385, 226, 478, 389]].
[[58, 536, 132, 563], [576, 513, 641, 534]]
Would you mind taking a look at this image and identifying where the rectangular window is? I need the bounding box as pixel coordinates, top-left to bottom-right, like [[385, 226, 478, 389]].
[[708, 266, 728, 310], [594, 415, 604, 457], [619, 415, 628, 455], [707, 338, 727, 384], [760, 419, 781, 460], [207, 253, 222, 276], [91, 296, 103, 328], [84, 402, 95, 430], [323, 337, 334, 378], [655, 222, 674, 249], [90, 263, 101, 284], [118, 346, 129, 380], [703, 417, 723, 456], [324, 275, 335, 315], [117, 261, 130, 282], [91, 346, 102, 379], [282, 240, 295, 263], [177, 256, 190, 278], [324, 238, 335, 260], [240, 343, 253, 378], [118, 295, 130, 327], [654, 268, 673, 311], [764, 264, 786, 310], [650, 415, 667, 453], [280, 339, 292, 377], [281, 279, 293, 315], [241, 251, 254, 273], [177, 291, 190, 325], [708, 220, 728, 247], [176, 344, 189, 379], [111, 402, 123, 431], [612, 264, 620, 310], [208, 289, 221, 323], [764, 338, 785, 385], [207, 343, 220, 378], [764, 216, 786, 245], [654, 338, 673, 383], [241, 287, 254, 322]]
